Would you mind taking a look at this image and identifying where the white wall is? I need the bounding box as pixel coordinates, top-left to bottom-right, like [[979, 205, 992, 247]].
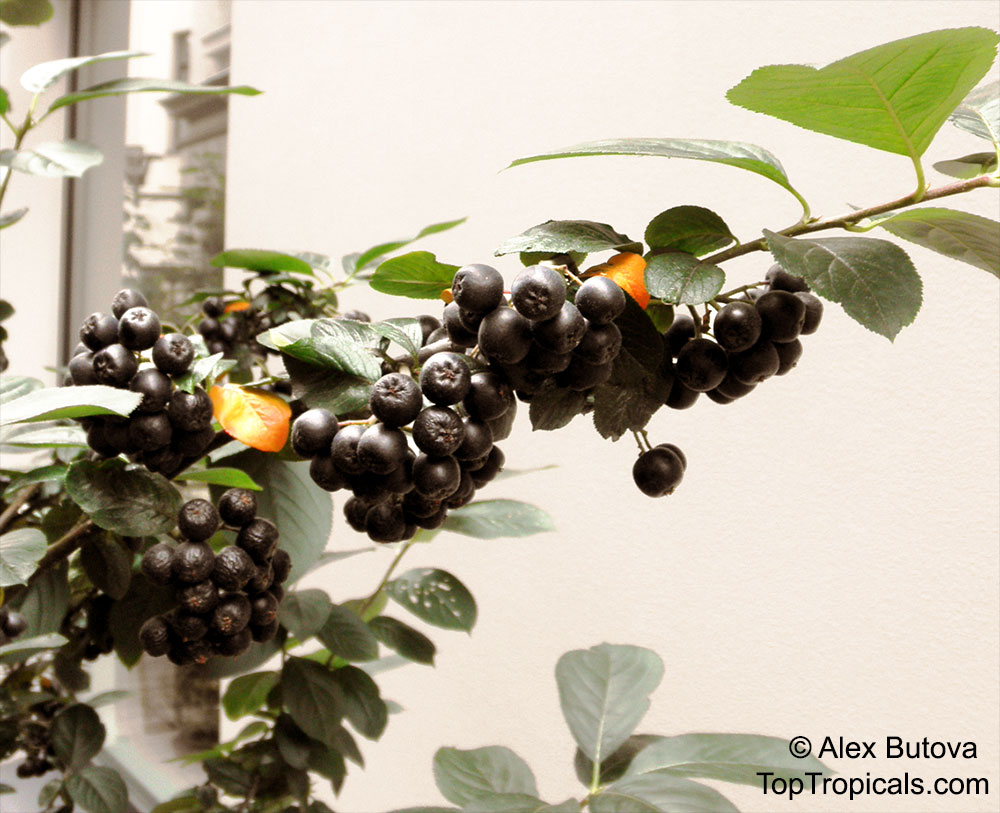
[[226, 2, 1000, 811]]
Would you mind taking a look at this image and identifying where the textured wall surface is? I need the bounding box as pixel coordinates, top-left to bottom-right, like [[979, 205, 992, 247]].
[[225, 2, 1000, 811]]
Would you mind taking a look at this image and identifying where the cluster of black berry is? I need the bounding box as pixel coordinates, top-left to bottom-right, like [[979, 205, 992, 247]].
[[68, 289, 217, 475], [138, 490, 288, 665], [0, 604, 28, 646], [660, 265, 823, 409], [12, 698, 63, 779], [197, 296, 267, 361], [437, 262, 627, 398]]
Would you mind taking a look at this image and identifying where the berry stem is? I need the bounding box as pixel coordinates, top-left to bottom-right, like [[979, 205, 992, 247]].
[[359, 536, 418, 616], [686, 305, 702, 337], [0, 483, 42, 534], [700, 173, 997, 268], [28, 519, 93, 584]]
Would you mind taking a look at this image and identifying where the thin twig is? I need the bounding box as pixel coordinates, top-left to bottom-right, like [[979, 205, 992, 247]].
[[0, 483, 42, 533]]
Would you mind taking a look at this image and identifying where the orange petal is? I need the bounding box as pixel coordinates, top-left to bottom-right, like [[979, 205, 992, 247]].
[[224, 300, 251, 313], [209, 384, 291, 453]]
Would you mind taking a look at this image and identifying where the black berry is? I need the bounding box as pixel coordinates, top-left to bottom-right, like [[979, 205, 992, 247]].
[[167, 387, 214, 432], [713, 301, 762, 353], [118, 306, 162, 351], [111, 288, 148, 319], [532, 301, 587, 354], [452, 263, 505, 313], [795, 292, 824, 334], [756, 290, 806, 343], [178, 498, 220, 542], [357, 423, 409, 475], [128, 411, 172, 451], [93, 343, 138, 387], [369, 373, 422, 427], [674, 338, 728, 392], [140, 542, 175, 585], [419, 352, 471, 406], [211, 545, 256, 591], [330, 423, 367, 474], [412, 454, 461, 499], [237, 518, 279, 563], [130, 368, 173, 413], [632, 447, 685, 497], [152, 333, 195, 376], [511, 265, 567, 322], [291, 408, 339, 458], [172, 542, 216, 583], [139, 616, 172, 656], [477, 306, 533, 364], [80, 312, 119, 351], [413, 406, 465, 456], [765, 264, 810, 293], [574, 275, 626, 325]]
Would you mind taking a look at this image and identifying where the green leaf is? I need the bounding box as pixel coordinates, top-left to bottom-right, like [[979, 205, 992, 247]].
[[0, 421, 88, 450], [463, 796, 574, 813], [50, 704, 105, 770], [0, 383, 141, 425], [0, 87, 7, 116], [3, 462, 67, 497], [0, 208, 28, 229], [210, 248, 313, 275], [624, 733, 831, 786], [204, 758, 253, 795], [371, 319, 420, 361], [343, 589, 386, 622], [331, 664, 388, 739], [278, 589, 333, 640], [590, 774, 739, 813], [284, 356, 373, 415], [222, 670, 278, 720], [109, 574, 173, 667], [308, 741, 346, 793], [0, 374, 42, 403], [38, 779, 62, 809], [64, 765, 128, 813], [614, 295, 664, 374], [79, 534, 132, 599], [591, 351, 669, 442], [441, 499, 555, 539], [949, 80, 999, 143], [932, 151, 998, 179], [0, 632, 67, 661], [355, 217, 467, 271], [644, 206, 736, 256], [65, 459, 182, 536], [507, 138, 807, 216], [520, 250, 587, 269], [869, 207, 998, 277], [528, 387, 587, 431], [21, 50, 147, 93], [370, 251, 459, 299], [173, 352, 234, 394], [496, 220, 641, 257], [175, 467, 261, 490], [765, 230, 921, 340], [0, 0, 53, 26], [275, 713, 313, 768], [0, 140, 103, 178], [316, 603, 379, 662], [433, 746, 539, 806], [386, 568, 477, 632], [575, 735, 664, 787], [47, 77, 261, 116], [282, 657, 345, 748], [203, 635, 282, 680], [726, 28, 1000, 164], [556, 643, 664, 764], [368, 615, 436, 665], [269, 318, 382, 382], [222, 450, 332, 583], [0, 527, 46, 586], [644, 252, 725, 305], [17, 562, 68, 637]]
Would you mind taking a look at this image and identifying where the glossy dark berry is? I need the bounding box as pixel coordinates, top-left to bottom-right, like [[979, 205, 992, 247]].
[[250, 618, 280, 643], [774, 338, 803, 375], [202, 296, 224, 317], [175, 579, 219, 614], [171, 425, 216, 457], [2, 610, 27, 638], [80, 312, 120, 351], [330, 423, 367, 474], [729, 340, 780, 385], [139, 615, 172, 656], [237, 518, 280, 563], [369, 373, 422, 427], [442, 302, 479, 347], [716, 371, 757, 399], [556, 356, 613, 391], [574, 275, 626, 325], [452, 263, 505, 314], [419, 352, 471, 406], [462, 371, 513, 422], [249, 592, 279, 627], [111, 288, 148, 319], [665, 377, 700, 409], [795, 292, 823, 335], [118, 306, 161, 351], [215, 627, 253, 656], [511, 265, 567, 322], [402, 490, 442, 519], [674, 338, 728, 392], [470, 445, 505, 488], [412, 454, 461, 499], [167, 387, 213, 432], [478, 306, 533, 364], [291, 408, 339, 458], [129, 368, 172, 413], [173, 542, 216, 583], [765, 264, 810, 293], [93, 343, 138, 387], [706, 388, 735, 404], [247, 560, 274, 593], [103, 417, 136, 454], [523, 343, 572, 375], [575, 322, 622, 365], [152, 333, 195, 376], [198, 317, 222, 341], [413, 406, 465, 456], [713, 301, 762, 353], [271, 548, 291, 584], [310, 455, 347, 491], [211, 594, 252, 635], [140, 542, 175, 585], [168, 609, 208, 641], [178, 498, 220, 542], [756, 290, 806, 343], [663, 313, 697, 357], [357, 423, 408, 475], [218, 488, 258, 527], [655, 443, 686, 470], [86, 421, 118, 457], [128, 411, 172, 452], [68, 352, 98, 385], [454, 419, 492, 461], [632, 447, 685, 497], [212, 545, 256, 591], [343, 496, 374, 532], [365, 502, 406, 543], [418, 314, 441, 344], [531, 301, 587, 354]]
